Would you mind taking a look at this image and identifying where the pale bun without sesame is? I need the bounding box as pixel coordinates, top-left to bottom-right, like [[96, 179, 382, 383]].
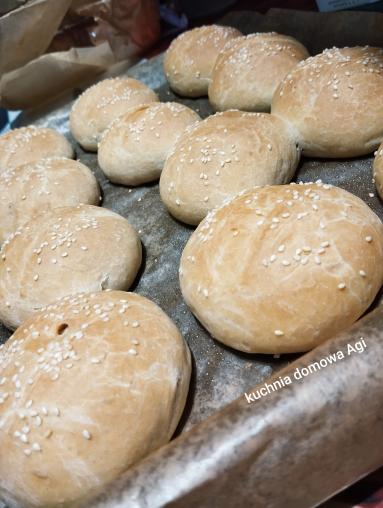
[[373, 143, 383, 200], [98, 102, 201, 186], [69, 77, 159, 151], [163, 25, 242, 97], [0, 158, 101, 244], [0, 127, 74, 173], [0, 205, 142, 330], [160, 110, 300, 225], [0, 290, 191, 508], [271, 46, 383, 158], [209, 32, 309, 112], [180, 183, 383, 354]]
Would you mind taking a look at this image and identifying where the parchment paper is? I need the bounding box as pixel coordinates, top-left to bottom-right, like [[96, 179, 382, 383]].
[[2, 8, 383, 506]]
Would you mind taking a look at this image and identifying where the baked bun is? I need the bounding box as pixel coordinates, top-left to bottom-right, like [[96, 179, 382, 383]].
[[180, 182, 383, 354], [163, 25, 242, 97], [0, 158, 100, 244], [0, 205, 142, 329], [374, 143, 383, 200], [271, 46, 383, 158], [98, 102, 200, 186], [0, 127, 73, 173], [209, 32, 309, 112], [160, 110, 300, 225], [69, 78, 159, 151], [0, 290, 191, 507]]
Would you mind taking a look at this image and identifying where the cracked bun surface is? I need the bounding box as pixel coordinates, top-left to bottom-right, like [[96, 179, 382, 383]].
[[180, 182, 383, 354], [98, 102, 200, 186], [0, 205, 142, 330], [209, 32, 309, 112], [0, 158, 100, 244], [163, 25, 242, 97], [70, 78, 159, 151], [160, 110, 300, 225], [271, 46, 383, 158], [0, 127, 73, 173], [0, 290, 191, 507]]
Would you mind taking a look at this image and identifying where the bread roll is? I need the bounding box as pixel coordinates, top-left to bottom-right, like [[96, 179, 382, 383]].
[[0, 205, 142, 329], [209, 32, 309, 112], [374, 143, 383, 200], [160, 110, 300, 225], [0, 127, 73, 173], [98, 102, 200, 186], [180, 182, 383, 354], [69, 78, 159, 151], [0, 290, 191, 507], [271, 46, 383, 158], [163, 25, 242, 97], [0, 158, 100, 244]]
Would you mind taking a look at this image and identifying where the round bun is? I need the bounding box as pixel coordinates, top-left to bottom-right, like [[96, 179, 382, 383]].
[[160, 110, 300, 225], [271, 46, 383, 158], [0, 290, 191, 507], [98, 102, 200, 186], [0, 205, 142, 329], [374, 143, 383, 200], [69, 78, 159, 151], [180, 182, 383, 354], [209, 32, 309, 112], [0, 158, 100, 244], [163, 25, 242, 97], [0, 127, 73, 173]]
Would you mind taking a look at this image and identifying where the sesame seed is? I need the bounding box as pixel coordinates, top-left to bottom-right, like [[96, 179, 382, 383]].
[[277, 245, 285, 253], [320, 241, 330, 248], [128, 348, 138, 356], [359, 270, 366, 277], [274, 330, 284, 336], [365, 236, 373, 242], [338, 282, 346, 290], [82, 429, 91, 440], [33, 274, 39, 281]]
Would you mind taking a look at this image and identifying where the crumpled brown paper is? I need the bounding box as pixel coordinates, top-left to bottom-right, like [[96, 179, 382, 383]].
[[0, 43, 115, 110], [0, 0, 159, 110]]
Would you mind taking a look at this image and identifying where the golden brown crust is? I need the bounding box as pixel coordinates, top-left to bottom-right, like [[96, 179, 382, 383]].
[[0, 158, 100, 244], [180, 183, 383, 354], [209, 32, 309, 112], [69, 78, 159, 151], [0, 205, 142, 329], [0, 290, 191, 507], [160, 110, 300, 225], [163, 25, 242, 97], [271, 46, 383, 157], [98, 102, 200, 186], [0, 127, 74, 173]]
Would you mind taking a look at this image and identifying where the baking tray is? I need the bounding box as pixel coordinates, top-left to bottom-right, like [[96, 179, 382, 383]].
[[3, 8, 383, 508]]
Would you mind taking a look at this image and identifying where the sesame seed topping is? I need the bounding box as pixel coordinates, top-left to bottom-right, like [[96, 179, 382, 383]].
[[338, 282, 346, 290], [82, 429, 91, 440], [274, 330, 284, 336]]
